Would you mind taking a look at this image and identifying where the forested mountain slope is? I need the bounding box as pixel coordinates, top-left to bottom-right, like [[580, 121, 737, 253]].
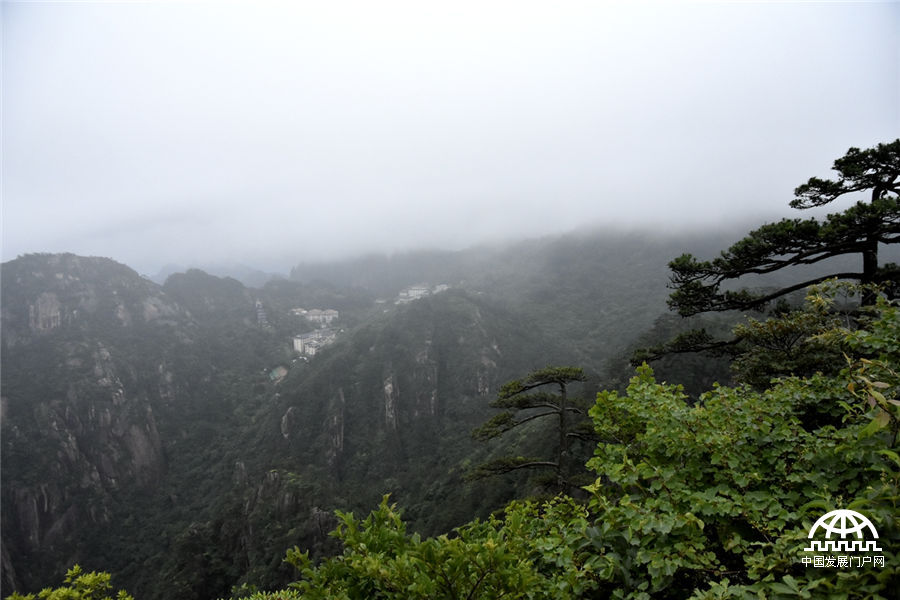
[[1, 255, 288, 597], [2, 249, 577, 598], [2, 226, 845, 599], [289, 227, 751, 370]]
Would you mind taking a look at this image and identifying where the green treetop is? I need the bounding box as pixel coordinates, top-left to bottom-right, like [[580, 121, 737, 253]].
[[668, 139, 899, 317], [6, 565, 134, 600]]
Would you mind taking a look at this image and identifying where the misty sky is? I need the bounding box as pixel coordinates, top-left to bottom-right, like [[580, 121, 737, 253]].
[[2, 1, 898, 274]]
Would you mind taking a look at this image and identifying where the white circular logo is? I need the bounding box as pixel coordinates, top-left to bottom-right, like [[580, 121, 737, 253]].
[[809, 509, 879, 540], [804, 509, 882, 552]]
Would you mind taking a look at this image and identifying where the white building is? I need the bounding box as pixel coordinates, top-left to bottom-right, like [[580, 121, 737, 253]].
[[395, 284, 450, 304], [396, 285, 431, 304], [293, 328, 337, 356], [292, 308, 339, 326]]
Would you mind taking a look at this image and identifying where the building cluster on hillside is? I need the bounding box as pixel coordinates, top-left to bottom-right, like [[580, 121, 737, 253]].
[[291, 307, 340, 356], [291, 307, 339, 325], [293, 329, 336, 356], [395, 284, 449, 304]]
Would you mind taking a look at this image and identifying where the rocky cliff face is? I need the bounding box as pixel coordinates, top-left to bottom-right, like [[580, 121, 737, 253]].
[[267, 289, 545, 521], [2, 254, 184, 341], [1, 254, 345, 599], [1, 254, 191, 592]]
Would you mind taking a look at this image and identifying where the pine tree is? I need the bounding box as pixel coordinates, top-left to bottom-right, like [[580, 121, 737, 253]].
[[471, 366, 588, 494], [668, 139, 899, 317]]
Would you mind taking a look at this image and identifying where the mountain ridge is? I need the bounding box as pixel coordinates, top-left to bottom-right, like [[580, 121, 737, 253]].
[[3, 250, 587, 597]]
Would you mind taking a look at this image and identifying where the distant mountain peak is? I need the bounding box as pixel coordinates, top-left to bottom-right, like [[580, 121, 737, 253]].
[[1, 253, 185, 344]]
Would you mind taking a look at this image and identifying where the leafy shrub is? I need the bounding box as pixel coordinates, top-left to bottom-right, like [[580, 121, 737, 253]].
[[6, 565, 133, 600]]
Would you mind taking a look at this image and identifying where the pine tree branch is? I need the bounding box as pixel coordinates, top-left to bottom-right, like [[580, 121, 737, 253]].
[[467, 457, 559, 480]]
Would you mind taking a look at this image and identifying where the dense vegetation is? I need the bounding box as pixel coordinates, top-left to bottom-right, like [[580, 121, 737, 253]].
[[234, 283, 900, 599]]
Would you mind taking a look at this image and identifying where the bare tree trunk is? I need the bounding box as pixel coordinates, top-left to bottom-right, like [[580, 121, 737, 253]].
[[862, 235, 879, 306], [557, 382, 568, 495]]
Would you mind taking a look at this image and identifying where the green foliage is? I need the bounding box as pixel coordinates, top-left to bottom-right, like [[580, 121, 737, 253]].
[[726, 282, 858, 387], [6, 565, 133, 600], [833, 293, 900, 444], [221, 591, 301, 600], [580, 293, 899, 598], [643, 280, 886, 391], [281, 496, 554, 599]]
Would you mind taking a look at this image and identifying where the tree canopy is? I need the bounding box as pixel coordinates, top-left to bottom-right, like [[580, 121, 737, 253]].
[[668, 139, 900, 318], [471, 366, 589, 494]]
